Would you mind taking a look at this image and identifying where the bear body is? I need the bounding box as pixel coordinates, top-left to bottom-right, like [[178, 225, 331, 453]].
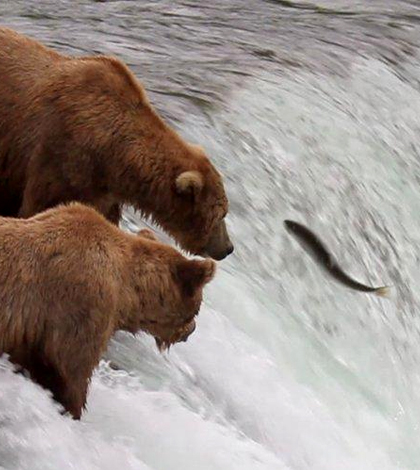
[[0, 203, 215, 419], [0, 27, 233, 260]]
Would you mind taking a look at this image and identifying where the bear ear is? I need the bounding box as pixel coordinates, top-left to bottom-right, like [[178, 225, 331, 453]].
[[175, 171, 203, 197], [175, 258, 216, 297]]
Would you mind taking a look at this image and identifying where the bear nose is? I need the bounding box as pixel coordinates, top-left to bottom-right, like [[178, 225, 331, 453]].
[[205, 242, 234, 260], [214, 243, 234, 260], [226, 243, 234, 256], [181, 320, 196, 342]]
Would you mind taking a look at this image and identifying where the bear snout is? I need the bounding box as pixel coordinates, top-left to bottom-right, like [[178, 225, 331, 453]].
[[154, 318, 198, 352], [179, 319, 196, 342], [206, 242, 234, 260], [202, 220, 234, 260]]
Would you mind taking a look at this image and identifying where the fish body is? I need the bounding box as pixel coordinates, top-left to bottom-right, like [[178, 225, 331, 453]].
[[284, 220, 389, 296]]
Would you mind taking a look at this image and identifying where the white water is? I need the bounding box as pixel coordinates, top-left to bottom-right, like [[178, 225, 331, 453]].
[[1, 50, 420, 469]]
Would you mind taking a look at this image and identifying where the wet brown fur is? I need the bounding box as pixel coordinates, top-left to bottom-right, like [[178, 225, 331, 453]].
[[0, 203, 216, 419], [0, 27, 233, 259]]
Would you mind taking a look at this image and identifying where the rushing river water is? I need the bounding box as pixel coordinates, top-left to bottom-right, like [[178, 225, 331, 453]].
[[1, 1, 420, 469]]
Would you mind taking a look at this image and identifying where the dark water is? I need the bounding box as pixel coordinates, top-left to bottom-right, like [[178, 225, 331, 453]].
[[3, 0, 420, 115]]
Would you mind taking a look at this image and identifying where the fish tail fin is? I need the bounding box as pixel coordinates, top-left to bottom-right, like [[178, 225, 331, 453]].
[[375, 286, 391, 298]]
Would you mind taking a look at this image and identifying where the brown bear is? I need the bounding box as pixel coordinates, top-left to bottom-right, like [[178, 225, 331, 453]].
[[0, 27, 233, 260], [0, 202, 216, 419]]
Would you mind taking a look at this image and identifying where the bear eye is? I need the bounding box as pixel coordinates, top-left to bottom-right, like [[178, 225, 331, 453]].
[[190, 190, 196, 206]]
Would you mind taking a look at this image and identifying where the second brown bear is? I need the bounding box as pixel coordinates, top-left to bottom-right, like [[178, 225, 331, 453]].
[[0, 203, 216, 419]]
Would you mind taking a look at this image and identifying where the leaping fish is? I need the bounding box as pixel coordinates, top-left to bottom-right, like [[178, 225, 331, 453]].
[[284, 220, 389, 297]]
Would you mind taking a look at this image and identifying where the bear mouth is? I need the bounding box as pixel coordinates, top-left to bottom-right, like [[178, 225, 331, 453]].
[[155, 318, 196, 352]]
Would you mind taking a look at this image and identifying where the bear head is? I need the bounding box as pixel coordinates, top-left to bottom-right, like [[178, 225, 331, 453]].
[[126, 236, 217, 351], [172, 150, 234, 261]]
